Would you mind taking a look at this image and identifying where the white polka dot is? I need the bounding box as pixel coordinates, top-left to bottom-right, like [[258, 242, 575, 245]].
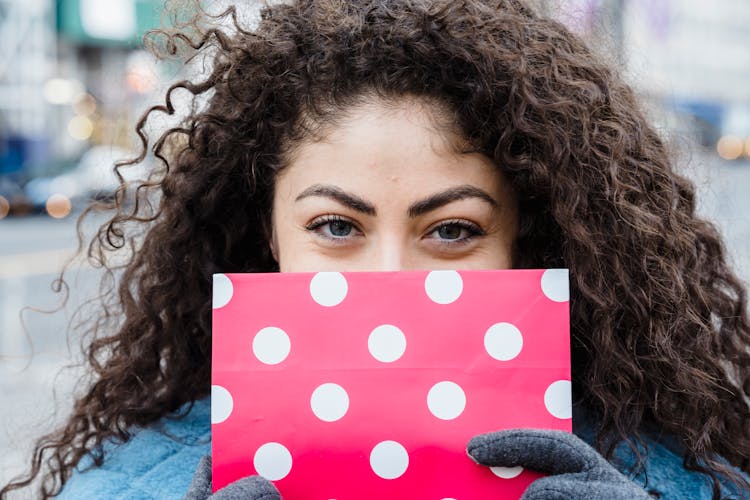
[[253, 442, 293, 481], [310, 272, 348, 307], [544, 380, 572, 419], [424, 270, 463, 304], [368, 324, 407, 363], [541, 269, 569, 302], [370, 440, 409, 479], [427, 381, 466, 420], [211, 385, 233, 424], [484, 322, 524, 361], [491, 466, 524, 479], [310, 383, 349, 422], [252, 327, 291, 365], [213, 274, 234, 309]]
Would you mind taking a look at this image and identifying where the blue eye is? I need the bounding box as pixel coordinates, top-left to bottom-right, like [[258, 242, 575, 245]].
[[327, 220, 353, 237], [305, 215, 358, 240]]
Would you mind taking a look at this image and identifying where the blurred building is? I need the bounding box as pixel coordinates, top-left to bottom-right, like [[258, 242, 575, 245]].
[[0, 0, 164, 180], [0, 0, 54, 176], [549, 0, 750, 158], [622, 0, 750, 158]]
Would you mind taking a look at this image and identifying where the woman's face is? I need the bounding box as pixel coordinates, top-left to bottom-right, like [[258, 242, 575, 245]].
[[271, 98, 518, 272]]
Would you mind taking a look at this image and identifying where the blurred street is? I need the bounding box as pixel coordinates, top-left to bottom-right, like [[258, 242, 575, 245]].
[[689, 157, 750, 282], [0, 211, 101, 488]]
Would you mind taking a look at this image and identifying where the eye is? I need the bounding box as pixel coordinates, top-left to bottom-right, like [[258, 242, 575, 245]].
[[436, 224, 464, 240], [426, 220, 485, 244], [326, 219, 353, 237], [305, 215, 360, 240]]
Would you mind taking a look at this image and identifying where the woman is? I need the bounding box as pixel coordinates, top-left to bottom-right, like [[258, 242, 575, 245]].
[[3, 0, 750, 498]]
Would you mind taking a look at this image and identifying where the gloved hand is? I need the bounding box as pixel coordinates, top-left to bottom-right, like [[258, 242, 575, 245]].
[[467, 429, 652, 500], [184, 456, 282, 500]]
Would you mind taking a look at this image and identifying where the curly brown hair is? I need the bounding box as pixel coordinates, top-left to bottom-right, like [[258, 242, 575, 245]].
[[3, 0, 750, 498]]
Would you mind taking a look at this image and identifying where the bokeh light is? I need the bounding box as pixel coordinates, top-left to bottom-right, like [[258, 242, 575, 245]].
[[67, 116, 94, 141], [717, 135, 743, 161], [72, 93, 97, 116], [43, 78, 84, 105], [744, 137, 750, 158], [0, 195, 9, 219], [125, 51, 158, 95], [45, 194, 72, 219]]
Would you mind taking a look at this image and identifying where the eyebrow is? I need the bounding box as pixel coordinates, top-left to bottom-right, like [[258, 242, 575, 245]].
[[295, 183, 498, 217], [407, 185, 498, 217], [295, 185, 377, 215]]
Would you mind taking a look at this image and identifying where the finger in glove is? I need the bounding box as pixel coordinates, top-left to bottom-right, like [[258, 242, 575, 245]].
[[184, 455, 282, 500], [467, 429, 621, 479]]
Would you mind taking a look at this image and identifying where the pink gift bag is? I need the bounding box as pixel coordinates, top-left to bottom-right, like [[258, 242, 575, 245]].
[[211, 269, 571, 498]]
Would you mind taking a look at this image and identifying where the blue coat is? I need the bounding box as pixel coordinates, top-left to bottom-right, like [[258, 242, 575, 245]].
[[58, 398, 749, 499]]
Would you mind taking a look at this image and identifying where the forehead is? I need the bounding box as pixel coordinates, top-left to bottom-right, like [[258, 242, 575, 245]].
[[273, 97, 504, 203]]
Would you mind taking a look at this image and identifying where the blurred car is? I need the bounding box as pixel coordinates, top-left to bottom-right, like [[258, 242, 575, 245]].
[[24, 146, 151, 217]]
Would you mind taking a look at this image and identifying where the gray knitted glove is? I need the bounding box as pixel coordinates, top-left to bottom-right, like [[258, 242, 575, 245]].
[[184, 456, 282, 500], [467, 429, 652, 500]]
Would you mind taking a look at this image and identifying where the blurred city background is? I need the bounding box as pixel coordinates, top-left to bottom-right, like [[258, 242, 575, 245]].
[[1, 0, 749, 493]]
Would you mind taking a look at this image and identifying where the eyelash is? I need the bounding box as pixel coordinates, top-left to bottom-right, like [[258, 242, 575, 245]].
[[305, 215, 486, 247]]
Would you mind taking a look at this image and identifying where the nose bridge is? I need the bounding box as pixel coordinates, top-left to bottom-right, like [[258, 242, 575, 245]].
[[374, 232, 408, 272]]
